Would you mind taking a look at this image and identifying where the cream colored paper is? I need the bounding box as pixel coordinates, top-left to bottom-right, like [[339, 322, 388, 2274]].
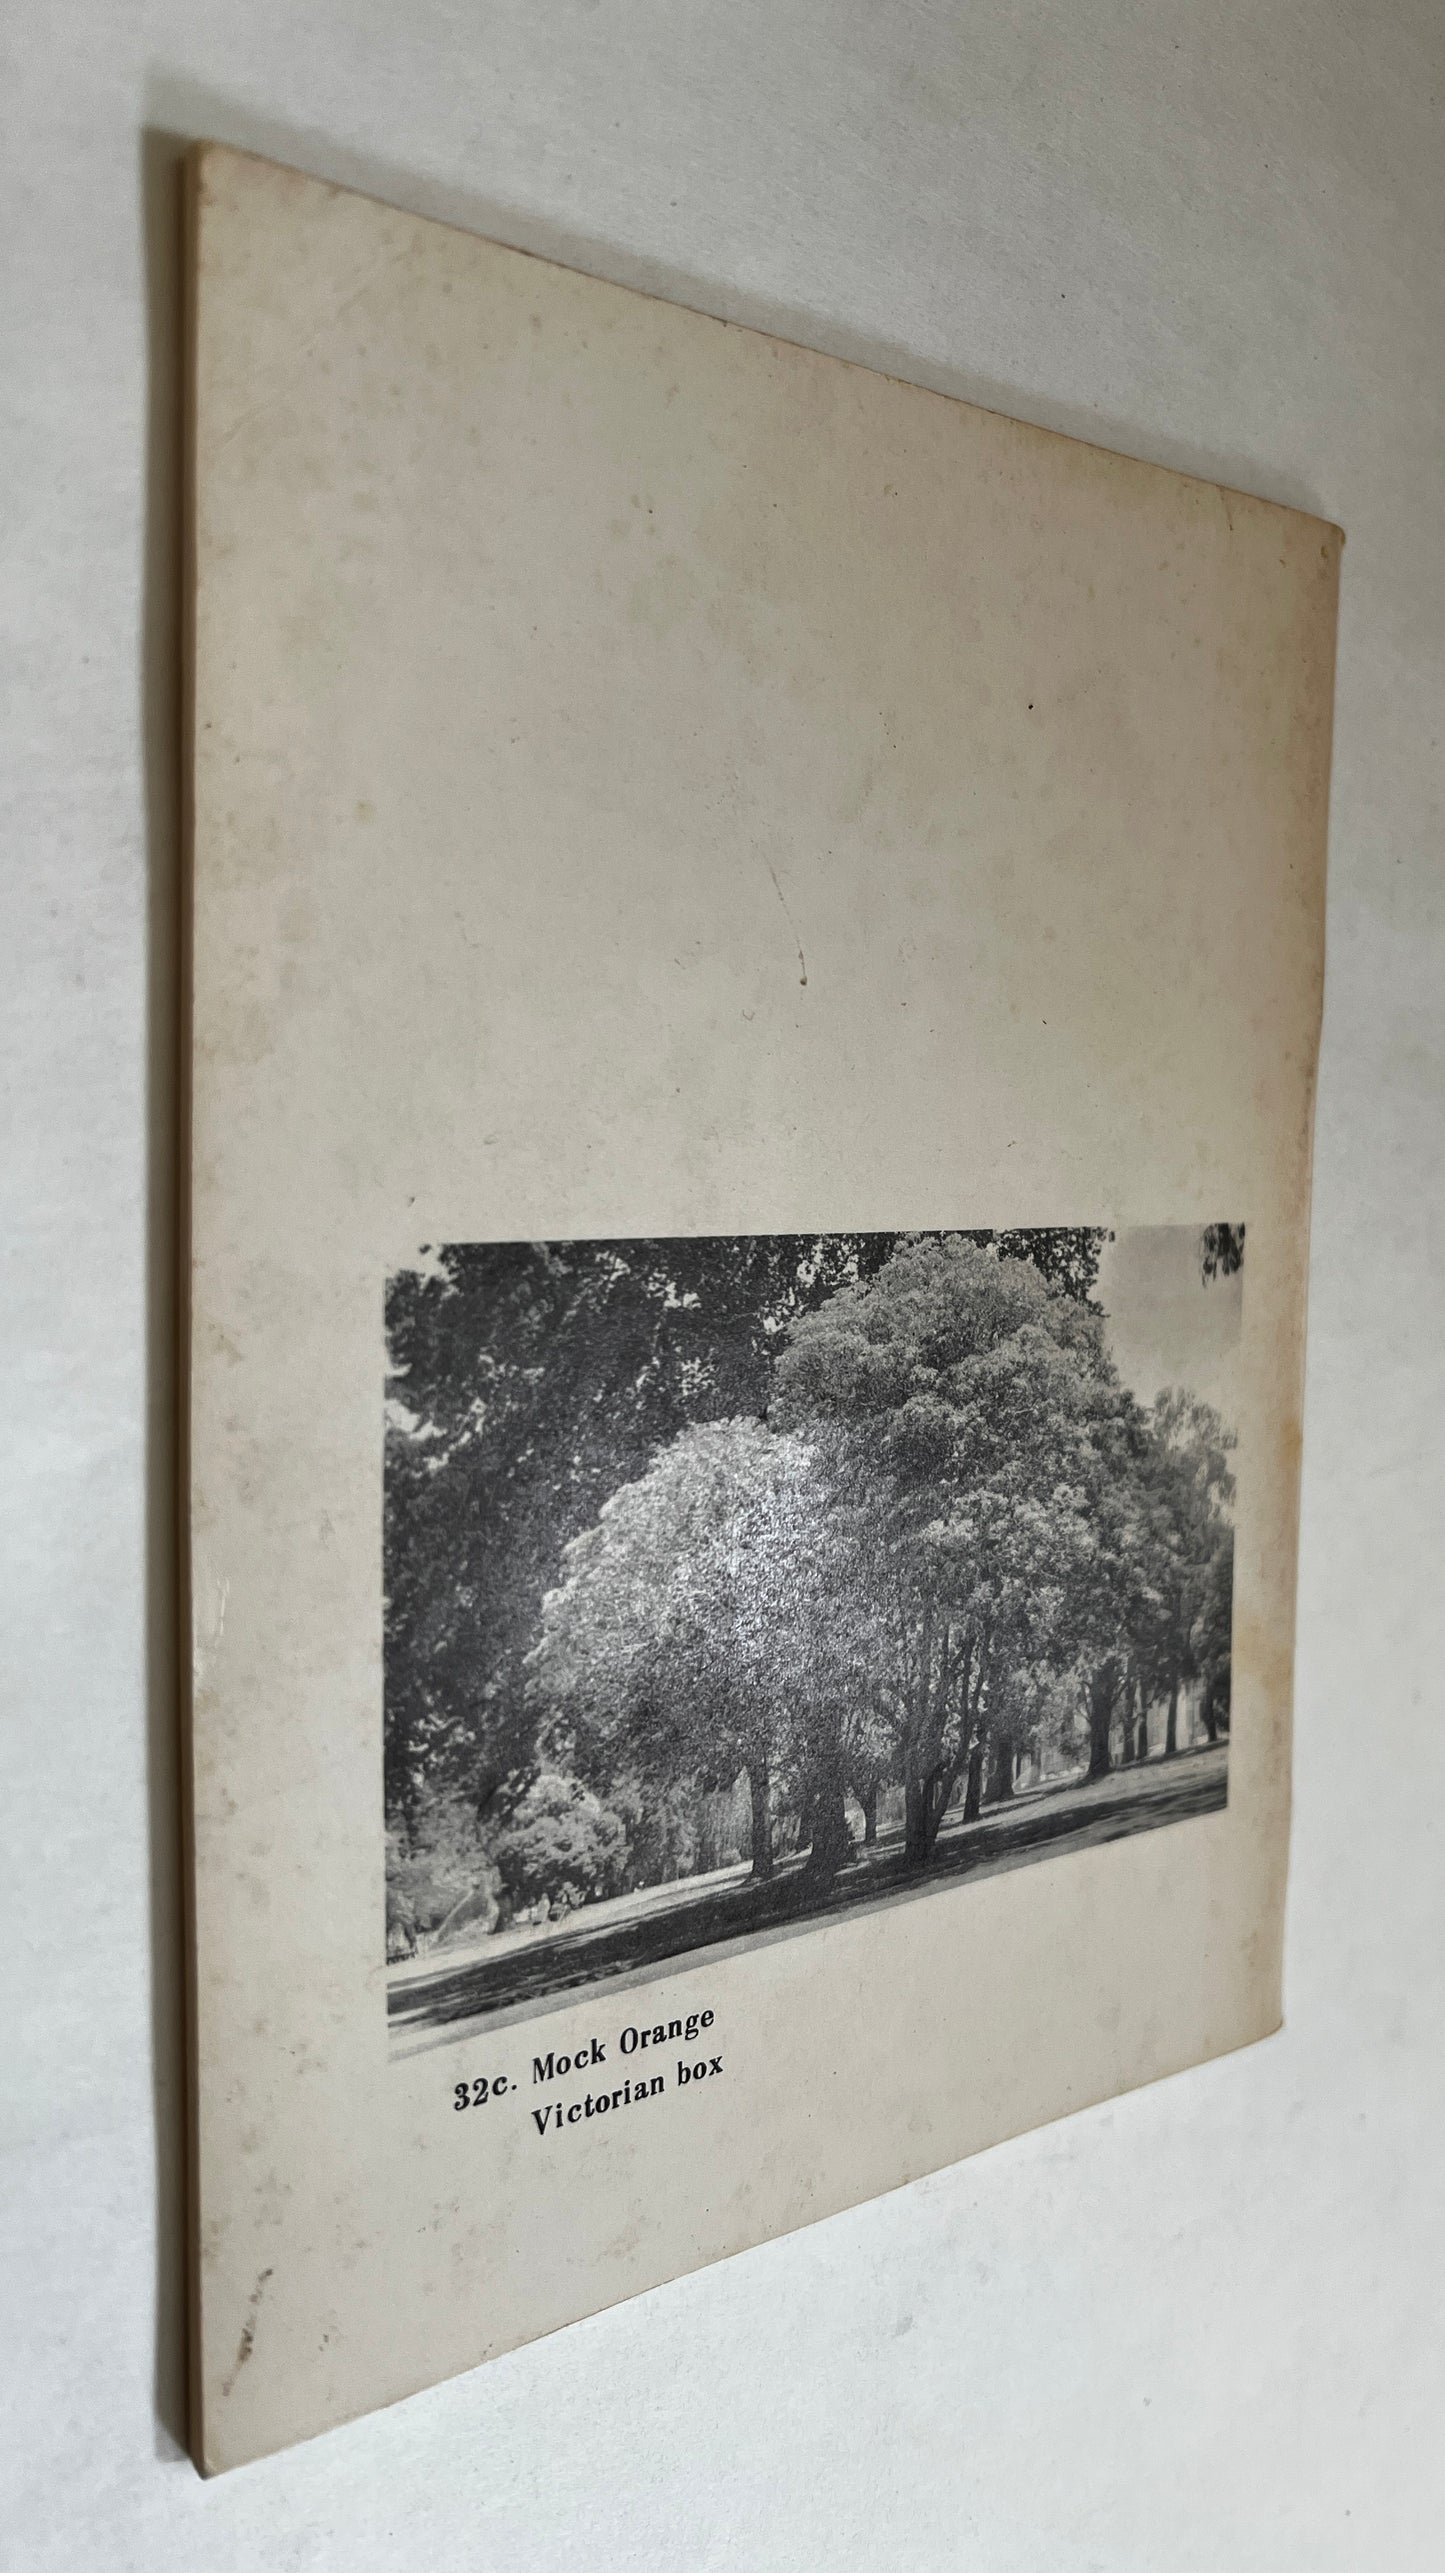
[[184, 142, 1338, 2471]]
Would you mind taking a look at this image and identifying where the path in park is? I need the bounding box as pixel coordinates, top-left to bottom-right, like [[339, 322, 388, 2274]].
[[388, 1742, 1228, 2053]]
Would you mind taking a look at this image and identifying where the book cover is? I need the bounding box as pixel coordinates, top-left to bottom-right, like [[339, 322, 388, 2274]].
[[183, 143, 1339, 2469]]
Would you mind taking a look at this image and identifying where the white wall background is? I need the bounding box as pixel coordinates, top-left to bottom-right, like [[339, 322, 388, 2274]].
[[3, 4, 1442, 2563]]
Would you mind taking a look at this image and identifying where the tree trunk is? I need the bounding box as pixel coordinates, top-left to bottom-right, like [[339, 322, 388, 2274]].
[[803, 1763, 853, 1884], [1165, 1676, 1180, 1759], [746, 1762, 773, 1880], [861, 1781, 879, 1847], [986, 1730, 1015, 1805], [962, 1733, 986, 1823], [904, 1778, 929, 1867], [1086, 1665, 1116, 1782]]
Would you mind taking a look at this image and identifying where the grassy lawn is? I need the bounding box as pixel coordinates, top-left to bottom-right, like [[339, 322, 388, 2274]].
[[388, 1742, 1227, 2050]]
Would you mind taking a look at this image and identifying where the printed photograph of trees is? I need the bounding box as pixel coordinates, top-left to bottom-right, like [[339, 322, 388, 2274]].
[[385, 1225, 1242, 2048]]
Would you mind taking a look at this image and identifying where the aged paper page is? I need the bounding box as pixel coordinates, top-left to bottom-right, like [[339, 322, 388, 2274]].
[[186, 143, 1338, 2469]]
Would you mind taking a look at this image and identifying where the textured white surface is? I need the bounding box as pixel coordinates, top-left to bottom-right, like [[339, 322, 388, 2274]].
[[2, 2, 1441, 2561]]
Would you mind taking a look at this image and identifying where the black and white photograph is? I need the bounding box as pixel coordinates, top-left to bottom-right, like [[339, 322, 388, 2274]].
[[384, 1225, 1243, 2049]]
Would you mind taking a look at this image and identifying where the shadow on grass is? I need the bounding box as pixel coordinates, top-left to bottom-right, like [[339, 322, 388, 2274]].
[[389, 1747, 1228, 2040]]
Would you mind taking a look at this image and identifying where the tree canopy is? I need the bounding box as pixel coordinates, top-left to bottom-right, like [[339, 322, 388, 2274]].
[[385, 1227, 1236, 1942]]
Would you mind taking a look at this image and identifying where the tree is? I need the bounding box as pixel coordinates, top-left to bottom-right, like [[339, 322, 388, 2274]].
[[1195, 1523, 1234, 1742], [772, 1236, 1129, 1863], [384, 1229, 1114, 1841], [492, 1774, 628, 1918], [528, 1418, 873, 1884], [1046, 1385, 1162, 1783], [384, 1781, 496, 1957], [1200, 1223, 1245, 1283], [1135, 1391, 1236, 1757], [981, 1664, 1047, 1804]]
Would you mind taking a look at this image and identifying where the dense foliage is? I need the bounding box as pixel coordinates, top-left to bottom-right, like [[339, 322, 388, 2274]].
[[384, 1230, 1234, 1955]]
